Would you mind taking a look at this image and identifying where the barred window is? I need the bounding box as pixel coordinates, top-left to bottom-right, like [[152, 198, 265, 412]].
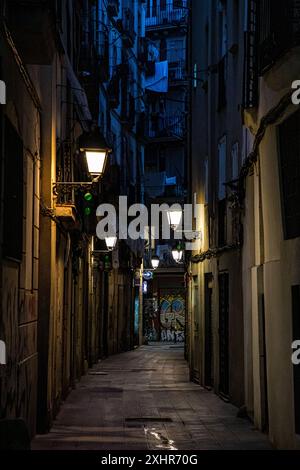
[[278, 110, 300, 240], [3, 117, 23, 261]]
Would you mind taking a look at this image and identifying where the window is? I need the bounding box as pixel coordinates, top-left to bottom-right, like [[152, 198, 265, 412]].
[[160, 38, 167, 61], [159, 148, 166, 172], [231, 142, 239, 179], [204, 156, 209, 204], [218, 137, 227, 246], [152, 0, 157, 17], [218, 0, 228, 58], [218, 56, 227, 109], [217, 1, 228, 110], [174, 0, 183, 8], [3, 117, 23, 261], [167, 39, 185, 63], [160, 0, 166, 11], [278, 111, 300, 240], [218, 136, 227, 200], [233, 0, 239, 45], [218, 199, 227, 246], [292, 285, 300, 434]]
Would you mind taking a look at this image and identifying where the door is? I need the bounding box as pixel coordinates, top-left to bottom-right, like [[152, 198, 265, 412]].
[[204, 274, 214, 387], [219, 272, 229, 397], [191, 276, 200, 382], [159, 289, 185, 343], [259, 293, 269, 432]]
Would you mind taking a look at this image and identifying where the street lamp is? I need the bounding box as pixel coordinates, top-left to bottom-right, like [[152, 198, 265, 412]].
[[105, 235, 117, 252], [172, 245, 184, 264], [53, 128, 112, 197], [79, 127, 112, 179], [151, 255, 160, 270], [167, 208, 183, 231]]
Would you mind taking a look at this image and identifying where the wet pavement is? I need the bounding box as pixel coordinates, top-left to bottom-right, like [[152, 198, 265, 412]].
[[32, 343, 272, 450]]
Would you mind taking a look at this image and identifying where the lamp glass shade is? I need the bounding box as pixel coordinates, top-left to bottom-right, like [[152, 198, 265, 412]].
[[167, 210, 182, 229], [172, 249, 183, 263], [85, 150, 107, 176], [105, 236, 117, 251], [151, 255, 160, 270]]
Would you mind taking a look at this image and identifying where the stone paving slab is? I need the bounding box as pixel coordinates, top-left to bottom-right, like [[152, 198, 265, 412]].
[[32, 344, 272, 450]]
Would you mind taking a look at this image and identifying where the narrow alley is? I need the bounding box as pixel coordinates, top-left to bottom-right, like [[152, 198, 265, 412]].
[[1, 0, 300, 457], [32, 345, 271, 451]]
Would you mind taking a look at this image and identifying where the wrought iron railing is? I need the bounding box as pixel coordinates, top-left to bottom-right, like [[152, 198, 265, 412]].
[[243, 0, 258, 108], [148, 113, 186, 139], [169, 60, 186, 82], [258, 0, 300, 73], [145, 5, 188, 28]]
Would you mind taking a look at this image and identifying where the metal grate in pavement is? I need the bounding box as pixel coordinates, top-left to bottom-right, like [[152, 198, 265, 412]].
[[89, 387, 123, 394], [125, 417, 173, 423]]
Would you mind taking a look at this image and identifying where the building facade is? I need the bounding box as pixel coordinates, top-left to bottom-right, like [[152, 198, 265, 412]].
[[189, 0, 300, 449], [242, 0, 300, 449], [188, 0, 245, 405], [142, 0, 189, 343], [96, 0, 146, 356], [0, 0, 146, 442]]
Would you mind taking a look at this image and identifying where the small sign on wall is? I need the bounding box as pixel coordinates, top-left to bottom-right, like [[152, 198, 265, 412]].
[[0, 80, 6, 104], [0, 340, 6, 365]]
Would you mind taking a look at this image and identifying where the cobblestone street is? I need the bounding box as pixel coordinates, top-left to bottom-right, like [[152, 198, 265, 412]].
[[32, 344, 271, 450]]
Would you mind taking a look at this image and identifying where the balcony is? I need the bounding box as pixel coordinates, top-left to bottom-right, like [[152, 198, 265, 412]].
[[98, 31, 110, 82], [243, 0, 258, 108], [107, 73, 120, 109], [115, 8, 136, 48], [144, 171, 185, 200], [121, 92, 135, 130], [169, 60, 187, 83], [138, 37, 150, 67], [107, 0, 120, 18], [147, 113, 186, 141], [145, 5, 188, 29], [5, 0, 55, 64], [258, 0, 300, 74]]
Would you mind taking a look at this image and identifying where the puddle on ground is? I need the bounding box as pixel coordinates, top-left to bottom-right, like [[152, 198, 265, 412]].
[[144, 426, 177, 450]]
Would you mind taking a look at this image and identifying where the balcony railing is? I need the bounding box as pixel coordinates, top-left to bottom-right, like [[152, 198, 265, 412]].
[[115, 8, 136, 48], [243, 0, 258, 108], [258, 0, 300, 74], [169, 60, 186, 82], [145, 5, 188, 28], [148, 113, 186, 140], [107, 0, 120, 18]]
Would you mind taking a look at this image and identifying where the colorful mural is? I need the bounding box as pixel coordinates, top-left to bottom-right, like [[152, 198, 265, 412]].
[[159, 292, 185, 343]]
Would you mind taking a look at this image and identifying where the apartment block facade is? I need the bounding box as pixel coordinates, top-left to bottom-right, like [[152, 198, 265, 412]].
[[142, 0, 189, 344], [0, 0, 146, 441], [189, 0, 300, 449]]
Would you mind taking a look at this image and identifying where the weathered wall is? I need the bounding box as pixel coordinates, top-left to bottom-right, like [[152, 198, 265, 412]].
[[0, 35, 41, 437], [188, 0, 245, 408], [243, 45, 300, 448]]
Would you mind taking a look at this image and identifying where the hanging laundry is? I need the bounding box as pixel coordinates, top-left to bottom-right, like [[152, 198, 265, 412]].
[[145, 61, 169, 93]]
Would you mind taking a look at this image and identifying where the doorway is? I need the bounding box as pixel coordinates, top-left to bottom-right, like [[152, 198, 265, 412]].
[[191, 276, 200, 382], [219, 272, 229, 397], [204, 273, 214, 388]]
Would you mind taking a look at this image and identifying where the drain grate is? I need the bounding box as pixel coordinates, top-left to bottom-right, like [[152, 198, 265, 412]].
[[88, 371, 108, 376], [125, 417, 173, 423], [89, 387, 123, 394], [98, 369, 157, 373]]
